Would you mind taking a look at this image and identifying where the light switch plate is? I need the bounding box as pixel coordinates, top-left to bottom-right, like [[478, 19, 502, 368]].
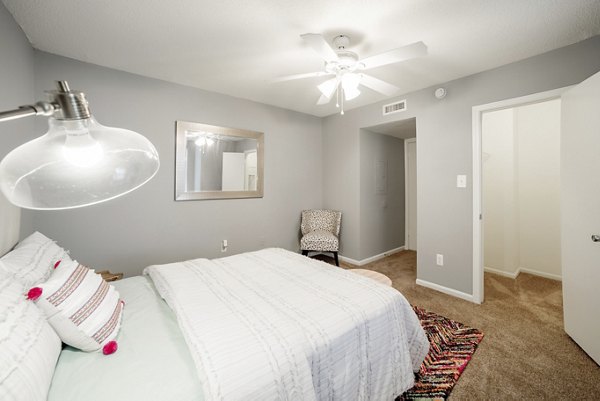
[[456, 175, 467, 188]]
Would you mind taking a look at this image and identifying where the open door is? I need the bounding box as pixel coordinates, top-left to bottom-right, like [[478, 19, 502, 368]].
[[561, 70, 600, 365]]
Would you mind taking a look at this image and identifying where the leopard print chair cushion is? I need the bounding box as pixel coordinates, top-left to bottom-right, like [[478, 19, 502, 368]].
[[300, 230, 339, 252], [300, 210, 342, 251]]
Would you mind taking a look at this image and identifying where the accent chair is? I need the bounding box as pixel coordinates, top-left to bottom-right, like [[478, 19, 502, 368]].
[[300, 209, 342, 266]]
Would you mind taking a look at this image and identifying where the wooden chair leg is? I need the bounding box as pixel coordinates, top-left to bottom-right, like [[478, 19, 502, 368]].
[[333, 251, 339, 266]]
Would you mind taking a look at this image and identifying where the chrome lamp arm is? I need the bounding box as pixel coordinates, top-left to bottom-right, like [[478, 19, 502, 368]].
[[0, 101, 57, 123]]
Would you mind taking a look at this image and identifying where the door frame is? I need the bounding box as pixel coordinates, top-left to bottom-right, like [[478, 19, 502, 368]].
[[471, 86, 571, 304], [404, 137, 416, 250]]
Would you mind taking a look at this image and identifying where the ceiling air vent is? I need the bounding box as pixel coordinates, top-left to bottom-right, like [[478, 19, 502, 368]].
[[382, 100, 407, 116]]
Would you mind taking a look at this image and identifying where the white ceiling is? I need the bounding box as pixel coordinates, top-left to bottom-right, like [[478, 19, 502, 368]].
[[4, 0, 600, 117]]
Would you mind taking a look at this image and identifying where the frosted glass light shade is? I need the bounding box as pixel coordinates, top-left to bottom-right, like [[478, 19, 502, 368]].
[[342, 73, 361, 100], [318, 78, 338, 98], [343, 86, 361, 100], [342, 73, 361, 91], [0, 117, 160, 210]]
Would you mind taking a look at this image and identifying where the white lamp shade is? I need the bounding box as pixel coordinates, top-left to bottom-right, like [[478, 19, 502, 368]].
[[339, 73, 361, 100], [0, 116, 159, 210], [343, 86, 361, 100], [342, 73, 361, 89], [317, 78, 339, 99]]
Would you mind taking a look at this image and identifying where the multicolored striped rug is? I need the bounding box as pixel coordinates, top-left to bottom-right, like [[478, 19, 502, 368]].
[[397, 306, 484, 400]]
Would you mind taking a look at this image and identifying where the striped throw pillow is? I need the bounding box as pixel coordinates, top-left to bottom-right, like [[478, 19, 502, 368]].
[[29, 260, 124, 355]]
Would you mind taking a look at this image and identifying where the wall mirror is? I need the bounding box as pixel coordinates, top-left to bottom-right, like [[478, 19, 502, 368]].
[[175, 121, 264, 200]]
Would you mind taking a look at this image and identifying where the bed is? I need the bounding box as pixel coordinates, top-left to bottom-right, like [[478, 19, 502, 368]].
[[1, 234, 429, 401], [47, 276, 203, 401]]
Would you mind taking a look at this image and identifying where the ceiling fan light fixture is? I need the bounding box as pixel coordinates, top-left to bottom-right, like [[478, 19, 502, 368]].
[[342, 73, 362, 91], [195, 134, 216, 147], [343, 86, 361, 101], [318, 78, 338, 98], [284, 34, 427, 112]]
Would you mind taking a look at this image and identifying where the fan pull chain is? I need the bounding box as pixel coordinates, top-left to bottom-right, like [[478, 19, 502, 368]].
[[341, 88, 345, 115], [336, 85, 340, 108]]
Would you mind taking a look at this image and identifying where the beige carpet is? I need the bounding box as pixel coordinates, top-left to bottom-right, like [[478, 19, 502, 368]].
[[316, 251, 600, 400]]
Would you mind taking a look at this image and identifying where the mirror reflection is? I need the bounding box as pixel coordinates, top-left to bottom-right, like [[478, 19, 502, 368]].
[[175, 121, 264, 200], [186, 133, 258, 192]]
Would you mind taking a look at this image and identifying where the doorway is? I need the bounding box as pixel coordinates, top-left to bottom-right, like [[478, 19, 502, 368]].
[[359, 117, 417, 264], [482, 99, 561, 281], [472, 87, 571, 303]]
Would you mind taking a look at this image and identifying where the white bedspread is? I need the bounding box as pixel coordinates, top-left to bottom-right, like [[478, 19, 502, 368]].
[[144, 248, 429, 401]]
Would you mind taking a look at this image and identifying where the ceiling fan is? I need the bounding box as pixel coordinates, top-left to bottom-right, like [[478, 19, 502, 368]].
[[273, 34, 427, 114]]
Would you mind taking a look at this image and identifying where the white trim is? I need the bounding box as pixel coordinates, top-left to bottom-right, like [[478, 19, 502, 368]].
[[484, 266, 520, 279], [339, 246, 406, 266], [472, 103, 484, 304], [404, 137, 416, 251], [337, 255, 361, 266], [519, 267, 562, 281], [484, 266, 562, 281], [415, 279, 475, 302], [471, 86, 572, 305]]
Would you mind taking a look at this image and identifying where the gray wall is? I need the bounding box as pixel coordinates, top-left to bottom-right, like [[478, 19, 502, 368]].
[[24, 51, 322, 276], [0, 3, 35, 253], [359, 130, 405, 260], [323, 35, 600, 295], [322, 115, 360, 258]]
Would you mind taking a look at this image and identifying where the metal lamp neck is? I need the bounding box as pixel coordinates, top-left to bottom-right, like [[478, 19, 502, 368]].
[[47, 80, 91, 120], [0, 80, 91, 123]]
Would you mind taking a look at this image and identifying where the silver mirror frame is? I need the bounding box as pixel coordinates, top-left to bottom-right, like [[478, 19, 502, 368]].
[[175, 120, 264, 201]]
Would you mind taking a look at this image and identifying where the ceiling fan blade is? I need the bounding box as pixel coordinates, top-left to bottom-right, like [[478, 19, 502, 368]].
[[360, 74, 400, 97], [301, 33, 339, 63], [360, 41, 427, 70], [316, 94, 331, 105], [270, 71, 331, 83]]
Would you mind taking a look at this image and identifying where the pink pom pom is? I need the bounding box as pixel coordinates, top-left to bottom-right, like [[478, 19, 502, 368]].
[[54, 260, 61, 269], [102, 340, 118, 355], [26, 287, 43, 301]]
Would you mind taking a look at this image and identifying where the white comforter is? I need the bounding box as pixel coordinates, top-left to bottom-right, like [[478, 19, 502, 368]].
[[144, 248, 429, 401]]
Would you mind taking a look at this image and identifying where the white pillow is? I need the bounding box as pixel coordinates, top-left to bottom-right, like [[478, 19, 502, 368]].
[[0, 232, 72, 290], [29, 260, 123, 354], [0, 275, 62, 401]]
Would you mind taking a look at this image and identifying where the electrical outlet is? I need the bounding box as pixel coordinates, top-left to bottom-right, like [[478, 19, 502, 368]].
[[436, 254, 444, 266], [221, 239, 228, 252], [456, 175, 467, 188]]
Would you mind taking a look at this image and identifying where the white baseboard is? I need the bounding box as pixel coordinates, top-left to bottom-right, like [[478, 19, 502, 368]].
[[415, 279, 476, 303], [483, 266, 562, 281], [337, 255, 361, 265], [519, 267, 562, 281], [339, 246, 406, 267], [484, 266, 520, 279]]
